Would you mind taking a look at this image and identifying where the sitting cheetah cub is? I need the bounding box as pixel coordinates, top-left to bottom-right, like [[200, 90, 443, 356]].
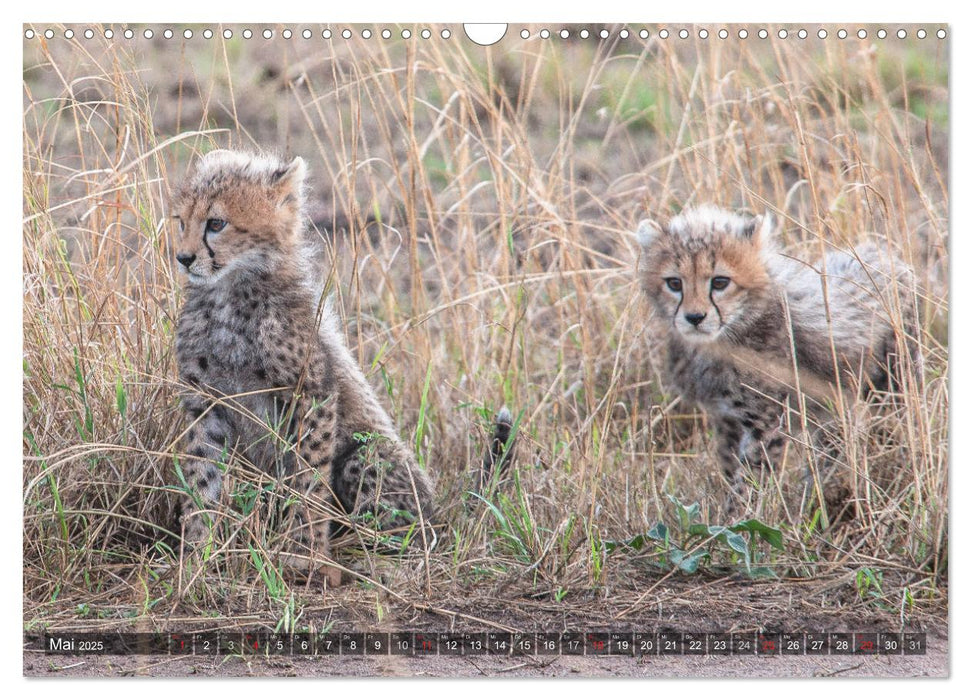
[[171, 150, 440, 586], [636, 205, 915, 492]]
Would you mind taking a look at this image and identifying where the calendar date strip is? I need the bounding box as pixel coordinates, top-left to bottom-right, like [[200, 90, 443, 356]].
[[27, 631, 926, 656]]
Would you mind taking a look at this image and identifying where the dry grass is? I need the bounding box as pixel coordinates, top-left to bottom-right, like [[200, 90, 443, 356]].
[[23, 24, 948, 634]]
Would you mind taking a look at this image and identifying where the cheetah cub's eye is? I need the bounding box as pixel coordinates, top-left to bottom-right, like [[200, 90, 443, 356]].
[[710, 276, 731, 291], [664, 277, 683, 293], [206, 218, 227, 233]]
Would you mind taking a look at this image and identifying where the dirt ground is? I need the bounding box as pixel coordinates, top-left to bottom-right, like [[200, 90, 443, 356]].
[[24, 636, 947, 678], [23, 576, 948, 678]]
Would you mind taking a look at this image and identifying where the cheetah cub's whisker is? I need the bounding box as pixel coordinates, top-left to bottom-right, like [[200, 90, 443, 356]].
[[171, 150, 438, 587], [635, 204, 918, 502]]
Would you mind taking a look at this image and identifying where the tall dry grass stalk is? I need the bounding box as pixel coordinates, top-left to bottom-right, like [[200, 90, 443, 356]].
[[23, 24, 947, 629]]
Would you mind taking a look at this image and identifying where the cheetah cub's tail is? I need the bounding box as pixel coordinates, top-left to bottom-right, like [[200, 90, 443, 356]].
[[479, 406, 516, 492]]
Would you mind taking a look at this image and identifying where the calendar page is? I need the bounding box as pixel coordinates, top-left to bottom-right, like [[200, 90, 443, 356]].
[[22, 21, 948, 679]]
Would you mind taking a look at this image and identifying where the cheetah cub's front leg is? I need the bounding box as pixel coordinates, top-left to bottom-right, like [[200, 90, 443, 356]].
[[282, 386, 342, 588], [711, 403, 787, 512], [261, 327, 343, 588], [179, 394, 232, 545]]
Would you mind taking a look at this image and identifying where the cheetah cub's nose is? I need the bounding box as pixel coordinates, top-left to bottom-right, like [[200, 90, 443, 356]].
[[685, 312, 707, 327], [176, 252, 197, 269]]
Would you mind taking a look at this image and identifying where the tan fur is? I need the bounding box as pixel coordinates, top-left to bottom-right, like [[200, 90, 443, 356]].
[[636, 205, 916, 488], [171, 151, 435, 586]]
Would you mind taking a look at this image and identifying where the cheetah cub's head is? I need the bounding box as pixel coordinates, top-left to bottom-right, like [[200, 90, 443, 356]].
[[171, 150, 307, 284], [636, 205, 777, 344]]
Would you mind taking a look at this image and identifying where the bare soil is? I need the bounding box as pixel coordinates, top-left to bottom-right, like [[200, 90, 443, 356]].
[[24, 576, 948, 678], [24, 646, 948, 679]]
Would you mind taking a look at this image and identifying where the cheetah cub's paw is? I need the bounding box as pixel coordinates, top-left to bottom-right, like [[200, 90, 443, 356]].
[[279, 553, 343, 588]]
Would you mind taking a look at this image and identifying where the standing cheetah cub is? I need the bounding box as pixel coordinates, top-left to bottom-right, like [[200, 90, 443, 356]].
[[171, 150, 436, 586], [636, 205, 916, 488]]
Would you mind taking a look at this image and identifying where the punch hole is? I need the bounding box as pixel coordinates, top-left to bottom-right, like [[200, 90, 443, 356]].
[[361, 29, 371, 39], [658, 29, 668, 39], [64, 29, 74, 39], [143, 29, 154, 39], [242, 29, 253, 39], [758, 29, 768, 39], [600, 29, 609, 39], [282, 29, 292, 39], [540, 29, 551, 39], [798, 29, 808, 39], [778, 29, 788, 39], [877, 29, 887, 39], [463, 23, 507, 46], [699, 29, 709, 39], [85, 28, 94, 39], [24, 29, 34, 39], [837, 29, 847, 39], [164, 29, 173, 39], [44, 29, 54, 39], [521, 29, 530, 39], [857, 29, 867, 39], [441, 28, 451, 39], [917, 29, 927, 39], [223, 29, 233, 39], [641, 29, 651, 39], [401, 29, 411, 39], [204, 29, 213, 39], [124, 29, 134, 39], [680, 29, 690, 39], [897, 29, 907, 39], [323, 29, 332, 39], [619, 29, 629, 39], [104, 29, 113, 39], [718, 29, 728, 39], [580, 29, 589, 39], [341, 29, 351, 39], [738, 29, 748, 39], [937, 29, 946, 39], [263, 29, 274, 39], [382, 29, 391, 39], [817, 29, 827, 39], [559, 29, 570, 39], [184, 29, 193, 39], [421, 29, 431, 39]]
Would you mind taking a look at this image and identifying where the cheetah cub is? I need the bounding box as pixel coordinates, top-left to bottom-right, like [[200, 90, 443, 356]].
[[171, 150, 435, 586], [636, 205, 915, 490]]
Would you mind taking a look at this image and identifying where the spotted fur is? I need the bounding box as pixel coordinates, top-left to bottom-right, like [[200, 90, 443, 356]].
[[171, 150, 434, 585], [636, 204, 916, 484]]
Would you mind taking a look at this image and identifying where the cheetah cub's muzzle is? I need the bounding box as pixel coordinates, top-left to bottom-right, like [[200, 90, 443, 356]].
[[636, 210, 775, 344]]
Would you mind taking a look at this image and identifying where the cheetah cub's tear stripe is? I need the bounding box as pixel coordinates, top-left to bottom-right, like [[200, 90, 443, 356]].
[[636, 204, 918, 498], [172, 150, 437, 585]]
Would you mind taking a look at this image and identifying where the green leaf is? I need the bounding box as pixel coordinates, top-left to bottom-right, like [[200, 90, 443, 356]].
[[604, 521, 672, 554], [115, 375, 127, 418], [730, 519, 784, 551], [604, 534, 646, 554], [646, 522, 668, 542], [413, 364, 433, 468], [687, 523, 709, 538], [670, 548, 706, 574], [723, 531, 750, 558], [667, 494, 700, 531]]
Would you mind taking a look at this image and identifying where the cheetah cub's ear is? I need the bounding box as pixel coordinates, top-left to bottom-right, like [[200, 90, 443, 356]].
[[743, 211, 775, 246], [271, 156, 307, 210], [635, 219, 663, 250]]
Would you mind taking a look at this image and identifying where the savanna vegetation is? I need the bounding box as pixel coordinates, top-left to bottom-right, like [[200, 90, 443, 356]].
[[23, 23, 947, 640]]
